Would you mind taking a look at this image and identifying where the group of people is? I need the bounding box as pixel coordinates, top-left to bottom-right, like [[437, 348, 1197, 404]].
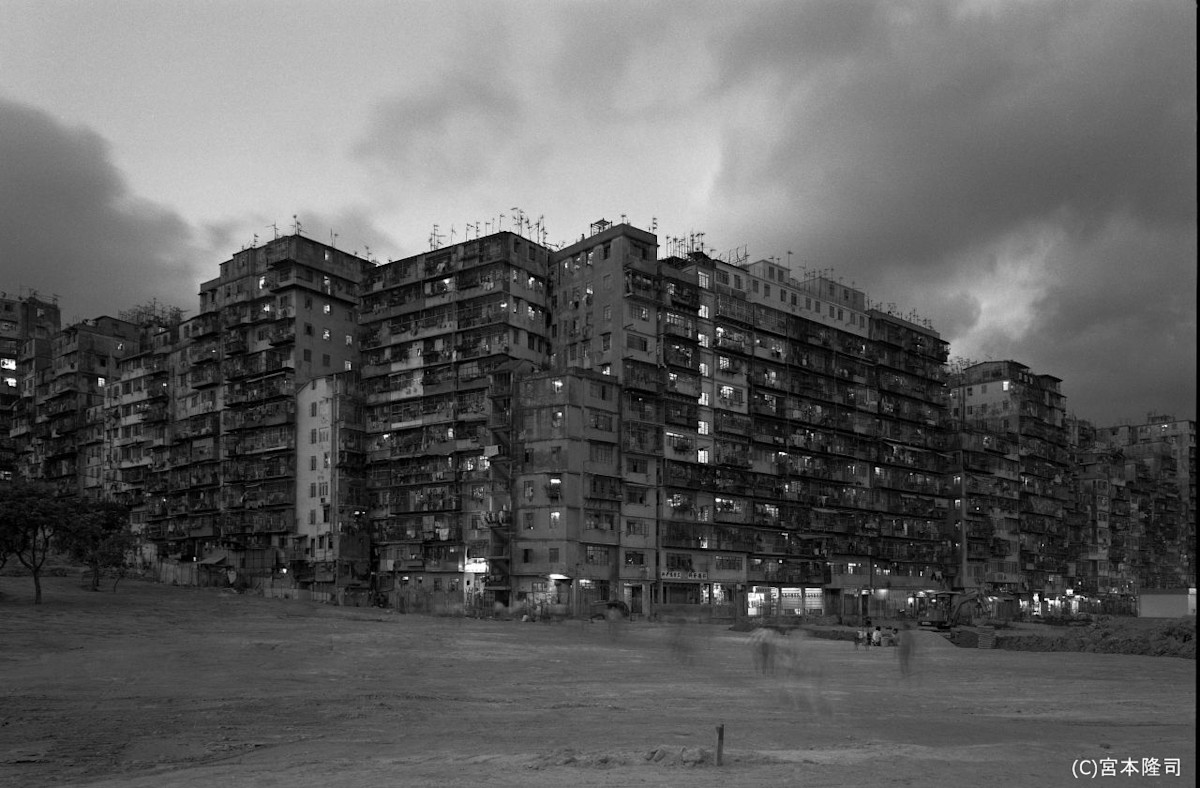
[[854, 624, 900, 649], [854, 622, 918, 677]]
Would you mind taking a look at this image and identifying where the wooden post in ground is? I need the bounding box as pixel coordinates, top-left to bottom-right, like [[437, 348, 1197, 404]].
[[716, 723, 724, 765]]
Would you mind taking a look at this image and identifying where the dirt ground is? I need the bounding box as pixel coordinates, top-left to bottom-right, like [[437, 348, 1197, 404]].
[[1, 575, 1195, 788]]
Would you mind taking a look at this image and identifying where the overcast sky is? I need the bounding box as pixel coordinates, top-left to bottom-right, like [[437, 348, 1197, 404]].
[[1, 1, 1194, 425]]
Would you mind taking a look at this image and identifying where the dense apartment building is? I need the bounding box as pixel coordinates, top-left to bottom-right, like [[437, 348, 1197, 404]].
[[358, 231, 552, 608], [105, 303, 184, 546], [12, 314, 143, 498], [531, 221, 953, 620], [5, 220, 1193, 618], [1093, 415, 1195, 591], [949, 361, 1073, 612], [1, 293, 62, 480], [131, 236, 375, 580]]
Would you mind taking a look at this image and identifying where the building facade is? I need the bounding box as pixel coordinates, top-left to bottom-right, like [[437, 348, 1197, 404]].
[[5, 220, 1193, 618]]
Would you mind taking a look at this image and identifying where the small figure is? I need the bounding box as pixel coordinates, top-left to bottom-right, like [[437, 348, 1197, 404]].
[[898, 622, 917, 678], [749, 627, 779, 675]]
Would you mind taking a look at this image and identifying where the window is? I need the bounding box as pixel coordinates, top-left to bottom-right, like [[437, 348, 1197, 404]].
[[346, 334, 354, 345], [323, 304, 331, 314], [549, 511, 561, 528], [322, 354, 331, 366], [322, 329, 331, 340], [698, 271, 710, 289], [625, 551, 645, 566], [548, 548, 560, 563], [626, 519, 648, 536], [589, 443, 615, 463], [524, 512, 535, 530], [585, 546, 609, 565], [522, 549, 533, 563]]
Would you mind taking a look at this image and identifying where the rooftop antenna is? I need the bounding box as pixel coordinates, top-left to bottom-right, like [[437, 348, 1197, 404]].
[[331, 230, 338, 248], [620, 213, 627, 224], [787, 250, 793, 269], [651, 216, 658, 232], [292, 215, 302, 236], [269, 222, 279, 240]]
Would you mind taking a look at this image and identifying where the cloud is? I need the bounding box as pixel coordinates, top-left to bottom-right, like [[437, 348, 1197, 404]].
[[687, 2, 1196, 422], [353, 72, 530, 191], [0, 97, 207, 321]]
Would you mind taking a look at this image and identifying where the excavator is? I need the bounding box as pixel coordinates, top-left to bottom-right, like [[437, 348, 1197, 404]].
[[919, 588, 993, 629]]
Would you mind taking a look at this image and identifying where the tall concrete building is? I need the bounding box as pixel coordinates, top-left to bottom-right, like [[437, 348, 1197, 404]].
[[358, 231, 552, 609], [15, 315, 142, 498], [949, 361, 1072, 613], [1, 293, 61, 481], [1095, 415, 1195, 590], [534, 221, 952, 620], [142, 235, 373, 581], [14, 217, 1188, 619]]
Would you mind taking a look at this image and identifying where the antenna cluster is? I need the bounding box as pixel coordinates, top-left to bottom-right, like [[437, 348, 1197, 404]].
[[431, 209, 550, 249]]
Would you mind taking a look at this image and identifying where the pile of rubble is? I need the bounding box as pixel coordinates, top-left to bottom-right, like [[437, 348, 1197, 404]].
[[994, 616, 1195, 659]]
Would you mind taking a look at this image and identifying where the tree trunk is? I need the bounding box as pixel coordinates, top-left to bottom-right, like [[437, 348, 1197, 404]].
[[33, 569, 43, 605], [90, 562, 102, 591]]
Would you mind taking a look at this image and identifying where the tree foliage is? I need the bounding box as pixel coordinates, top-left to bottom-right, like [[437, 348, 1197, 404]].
[[0, 479, 71, 604], [59, 499, 136, 592]]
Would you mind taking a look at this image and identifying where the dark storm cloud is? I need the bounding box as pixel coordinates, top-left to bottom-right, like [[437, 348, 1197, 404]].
[[697, 2, 1195, 422], [709, 1, 1195, 272], [1026, 217, 1197, 422], [0, 97, 206, 321]]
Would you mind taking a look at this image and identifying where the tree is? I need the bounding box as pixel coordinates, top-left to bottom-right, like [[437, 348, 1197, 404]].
[[0, 480, 71, 604], [58, 499, 136, 592]]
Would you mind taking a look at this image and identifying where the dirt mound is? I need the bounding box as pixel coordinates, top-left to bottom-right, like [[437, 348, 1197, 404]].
[[995, 617, 1195, 659]]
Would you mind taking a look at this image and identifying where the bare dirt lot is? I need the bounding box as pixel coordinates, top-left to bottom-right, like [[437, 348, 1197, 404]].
[[2, 575, 1195, 787]]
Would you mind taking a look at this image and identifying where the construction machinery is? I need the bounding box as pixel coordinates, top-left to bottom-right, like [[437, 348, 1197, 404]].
[[918, 589, 993, 629]]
